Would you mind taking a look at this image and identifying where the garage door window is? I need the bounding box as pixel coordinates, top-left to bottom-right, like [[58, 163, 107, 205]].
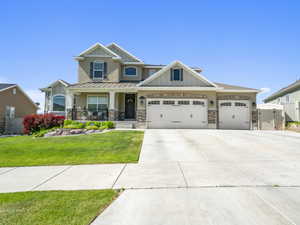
[[235, 102, 247, 107], [148, 100, 160, 105], [163, 100, 175, 105], [178, 100, 190, 105], [220, 102, 231, 107], [193, 101, 205, 106]]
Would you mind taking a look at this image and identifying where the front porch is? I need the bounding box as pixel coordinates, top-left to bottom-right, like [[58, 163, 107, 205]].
[[66, 91, 138, 121]]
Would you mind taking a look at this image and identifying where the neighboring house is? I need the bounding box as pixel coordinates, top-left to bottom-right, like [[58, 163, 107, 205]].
[[264, 80, 300, 122], [0, 83, 38, 133], [40, 42, 260, 129]]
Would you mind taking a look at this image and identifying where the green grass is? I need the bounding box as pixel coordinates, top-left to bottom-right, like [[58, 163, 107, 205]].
[[0, 190, 119, 225], [0, 131, 144, 167]]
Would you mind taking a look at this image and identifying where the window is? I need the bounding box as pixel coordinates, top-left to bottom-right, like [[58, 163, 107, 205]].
[[148, 69, 157, 76], [53, 95, 65, 111], [178, 100, 190, 105], [148, 100, 160, 105], [193, 101, 205, 106], [163, 100, 175, 105], [286, 95, 290, 103], [124, 67, 137, 76], [5, 106, 15, 119], [12, 88, 16, 95], [220, 102, 231, 107], [171, 68, 183, 81], [93, 61, 105, 79], [87, 96, 108, 112], [235, 102, 247, 107]]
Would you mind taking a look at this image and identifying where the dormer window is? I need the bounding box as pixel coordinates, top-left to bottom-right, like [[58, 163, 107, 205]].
[[170, 68, 183, 81], [124, 66, 137, 76]]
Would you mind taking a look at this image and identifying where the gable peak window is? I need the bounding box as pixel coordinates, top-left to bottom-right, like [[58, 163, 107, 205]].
[[124, 66, 137, 76], [170, 68, 183, 81], [90, 61, 107, 79]]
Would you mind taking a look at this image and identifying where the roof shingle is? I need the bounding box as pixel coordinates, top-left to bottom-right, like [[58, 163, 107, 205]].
[[0, 83, 16, 91]]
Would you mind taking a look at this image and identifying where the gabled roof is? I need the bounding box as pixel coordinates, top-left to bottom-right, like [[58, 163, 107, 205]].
[[40, 79, 71, 92], [214, 82, 260, 92], [264, 80, 300, 102], [77, 42, 121, 59], [0, 83, 16, 92], [138, 60, 217, 87], [0, 83, 39, 108], [106, 43, 143, 63]]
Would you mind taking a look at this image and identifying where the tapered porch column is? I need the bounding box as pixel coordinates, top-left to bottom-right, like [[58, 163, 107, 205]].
[[65, 89, 74, 119], [108, 91, 116, 121]]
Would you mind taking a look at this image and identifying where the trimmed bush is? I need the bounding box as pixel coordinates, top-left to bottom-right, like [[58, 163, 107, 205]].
[[103, 121, 115, 129], [86, 125, 99, 130], [63, 120, 73, 126], [85, 121, 102, 127], [23, 114, 65, 135]]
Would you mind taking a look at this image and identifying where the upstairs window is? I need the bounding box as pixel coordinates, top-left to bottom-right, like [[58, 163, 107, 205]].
[[53, 95, 65, 111], [171, 68, 183, 81], [93, 61, 104, 79], [124, 67, 137, 76]]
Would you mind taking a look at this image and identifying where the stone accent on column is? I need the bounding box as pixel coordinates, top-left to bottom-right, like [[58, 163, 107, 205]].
[[208, 110, 217, 124], [137, 109, 146, 122], [109, 109, 117, 121]]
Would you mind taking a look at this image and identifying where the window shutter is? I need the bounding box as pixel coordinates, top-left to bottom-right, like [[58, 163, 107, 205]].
[[180, 68, 183, 81], [90, 62, 94, 79], [104, 62, 107, 78], [170, 68, 173, 81]]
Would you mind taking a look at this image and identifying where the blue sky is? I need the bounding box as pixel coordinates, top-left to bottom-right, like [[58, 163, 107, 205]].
[[0, 0, 299, 108]]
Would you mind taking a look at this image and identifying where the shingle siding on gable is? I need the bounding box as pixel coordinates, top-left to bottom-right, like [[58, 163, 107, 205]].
[[143, 68, 214, 87], [107, 45, 140, 62], [86, 47, 115, 57]]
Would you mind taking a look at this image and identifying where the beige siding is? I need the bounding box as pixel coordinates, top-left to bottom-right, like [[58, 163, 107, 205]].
[[144, 68, 212, 87], [86, 47, 115, 57], [78, 57, 120, 83], [107, 45, 140, 62], [0, 86, 37, 132], [142, 68, 161, 80]]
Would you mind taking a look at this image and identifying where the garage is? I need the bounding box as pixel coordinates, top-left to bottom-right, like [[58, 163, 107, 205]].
[[146, 98, 208, 128], [218, 100, 250, 130]]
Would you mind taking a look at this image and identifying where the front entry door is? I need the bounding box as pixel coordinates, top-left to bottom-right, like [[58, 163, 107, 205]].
[[125, 94, 136, 119]]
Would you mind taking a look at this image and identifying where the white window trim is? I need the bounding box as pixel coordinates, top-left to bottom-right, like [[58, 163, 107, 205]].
[[124, 66, 138, 77], [86, 95, 109, 111], [52, 94, 66, 112], [93, 61, 105, 80]]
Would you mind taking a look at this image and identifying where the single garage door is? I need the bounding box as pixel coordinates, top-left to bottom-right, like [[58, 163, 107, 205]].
[[146, 98, 208, 128], [218, 100, 250, 130]]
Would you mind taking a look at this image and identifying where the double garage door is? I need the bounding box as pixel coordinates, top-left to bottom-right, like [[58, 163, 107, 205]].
[[147, 98, 250, 129], [147, 99, 208, 129]]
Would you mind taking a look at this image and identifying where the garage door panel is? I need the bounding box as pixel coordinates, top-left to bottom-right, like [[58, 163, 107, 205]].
[[147, 99, 208, 129], [218, 100, 250, 130]]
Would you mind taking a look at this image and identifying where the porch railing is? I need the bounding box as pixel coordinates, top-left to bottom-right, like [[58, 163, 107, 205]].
[[68, 109, 108, 121]]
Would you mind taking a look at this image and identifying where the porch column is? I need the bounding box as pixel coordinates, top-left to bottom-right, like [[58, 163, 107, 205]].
[[109, 91, 116, 121], [65, 90, 74, 119]]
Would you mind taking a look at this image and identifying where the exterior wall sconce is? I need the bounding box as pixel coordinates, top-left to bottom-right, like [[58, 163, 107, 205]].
[[139, 96, 146, 105], [210, 100, 214, 106], [252, 102, 257, 107]]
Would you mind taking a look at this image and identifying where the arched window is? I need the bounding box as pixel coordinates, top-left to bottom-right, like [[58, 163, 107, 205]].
[[124, 66, 137, 76], [53, 95, 65, 111]]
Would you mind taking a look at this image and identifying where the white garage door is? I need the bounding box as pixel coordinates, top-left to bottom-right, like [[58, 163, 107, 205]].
[[218, 100, 250, 130], [147, 99, 208, 129]]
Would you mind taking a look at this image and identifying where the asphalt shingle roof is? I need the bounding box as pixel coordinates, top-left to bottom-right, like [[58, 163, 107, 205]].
[[264, 80, 300, 102], [68, 82, 138, 89], [0, 83, 16, 91], [214, 82, 259, 91]]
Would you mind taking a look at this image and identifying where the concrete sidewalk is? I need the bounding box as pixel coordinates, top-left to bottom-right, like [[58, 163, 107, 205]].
[[1, 161, 300, 193]]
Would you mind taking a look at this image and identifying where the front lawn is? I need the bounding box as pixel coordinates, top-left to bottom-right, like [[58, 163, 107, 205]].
[[0, 131, 144, 167], [0, 190, 119, 225]]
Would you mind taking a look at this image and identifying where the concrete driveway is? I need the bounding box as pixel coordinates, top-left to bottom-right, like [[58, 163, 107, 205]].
[[139, 129, 300, 162], [2, 129, 300, 224]]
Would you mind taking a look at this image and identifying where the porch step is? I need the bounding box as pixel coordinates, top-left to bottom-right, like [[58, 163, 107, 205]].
[[115, 121, 136, 129]]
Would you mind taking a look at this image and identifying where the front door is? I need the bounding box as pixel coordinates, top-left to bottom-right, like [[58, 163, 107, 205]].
[[125, 94, 136, 119]]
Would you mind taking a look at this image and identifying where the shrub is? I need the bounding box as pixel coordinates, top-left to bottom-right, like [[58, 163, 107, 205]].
[[63, 121, 85, 129], [85, 121, 102, 127], [23, 114, 65, 135], [103, 121, 115, 129], [99, 125, 108, 130], [86, 125, 99, 130], [32, 127, 58, 137], [63, 120, 73, 126]]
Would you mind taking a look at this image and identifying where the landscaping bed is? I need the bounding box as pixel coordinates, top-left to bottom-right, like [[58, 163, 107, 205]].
[[0, 190, 119, 225], [0, 130, 144, 167]]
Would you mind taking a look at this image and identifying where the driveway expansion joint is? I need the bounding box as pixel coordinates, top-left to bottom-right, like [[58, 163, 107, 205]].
[[0, 167, 17, 175], [177, 161, 188, 188], [111, 164, 127, 189]]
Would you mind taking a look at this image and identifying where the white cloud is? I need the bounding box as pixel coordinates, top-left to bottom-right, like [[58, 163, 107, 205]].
[[259, 87, 271, 95], [25, 89, 44, 113]]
